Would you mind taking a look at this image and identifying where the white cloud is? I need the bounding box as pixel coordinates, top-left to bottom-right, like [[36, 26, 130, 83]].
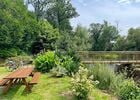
[[118, 0, 131, 4], [118, 0, 140, 4]]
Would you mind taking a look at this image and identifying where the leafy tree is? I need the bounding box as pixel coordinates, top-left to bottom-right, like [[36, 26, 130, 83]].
[[72, 24, 90, 51], [20, 12, 41, 52], [0, 0, 26, 49], [0, 0, 33, 57], [27, 0, 51, 21], [28, 0, 78, 31], [89, 21, 119, 51], [31, 20, 60, 54], [113, 28, 140, 51], [27, 0, 79, 52], [0, 0, 42, 54], [45, 0, 78, 31], [0, 0, 60, 57], [113, 36, 127, 51], [126, 28, 140, 50], [56, 30, 72, 51], [89, 23, 103, 51]]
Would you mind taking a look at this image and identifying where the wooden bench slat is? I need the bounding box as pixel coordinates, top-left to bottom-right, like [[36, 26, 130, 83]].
[[29, 72, 40, 84], [0, 79, 9, 86], [4, 67, 34, 79]]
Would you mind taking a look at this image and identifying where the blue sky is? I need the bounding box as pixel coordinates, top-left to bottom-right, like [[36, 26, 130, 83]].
[[70, 0, 140, 35]]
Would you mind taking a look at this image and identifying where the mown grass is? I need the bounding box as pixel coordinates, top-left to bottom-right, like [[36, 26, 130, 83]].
[[0, 67, 116, 100]]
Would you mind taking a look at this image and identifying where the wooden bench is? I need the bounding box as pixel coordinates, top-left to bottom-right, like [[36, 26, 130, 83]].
[[29, 72, 41, 85], [0, 79, 9, 86], [0, 68, 34, 94]]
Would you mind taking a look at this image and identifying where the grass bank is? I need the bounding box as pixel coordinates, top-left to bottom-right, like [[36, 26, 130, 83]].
[[0, 67, 116, 100]]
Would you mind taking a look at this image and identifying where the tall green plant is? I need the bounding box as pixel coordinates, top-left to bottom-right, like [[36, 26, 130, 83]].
[[71, 67, 93, 100], [117, 79, 140, 100], [89, 64, 115, 90], [60, 56, 77, 76], [56, 50, 81, 76], [34, 51, 57, 72]]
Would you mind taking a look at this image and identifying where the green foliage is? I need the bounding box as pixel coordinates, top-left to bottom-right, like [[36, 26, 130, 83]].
[[39, 21, 60, 50], [0, 48, 23, 58], [72, 24, 91, 51], [56, 50, 81, 76], [0, 0, 37, 50], [34, 50, 80, 75], [28, 0, 79, 52], [110, 73, 125, 93], [34, 51, 57, 72], [71, 67, 93, 100], [0, 0, 26, 47], [113, 27, 140, 51], [88, 64, 140, 100], [113, 36, 127, 51], [31, 20, 60, 54], [117, 79, 140, 100], [0, 0, 36, 55], [89, 64, 115, 90], [0, 0, 60, 56], [89, 21, 119, 51], [50, 66, 67, 77], [126, 28, 140, 50], [60, 55, 78, 76], [56, 31, 72, 51], [45, 0, 79, 31], [28, 0, 78, 31], [0, 67, 114, 100]]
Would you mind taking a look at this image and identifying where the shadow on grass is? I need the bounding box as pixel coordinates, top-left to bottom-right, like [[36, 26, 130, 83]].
[[21, 85, 34, 96], [0, 85, 22, 100]]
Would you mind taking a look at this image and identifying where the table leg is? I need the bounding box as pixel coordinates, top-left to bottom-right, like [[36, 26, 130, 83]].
[[3, 79, 14, 94], [22, 78, 31, 92]]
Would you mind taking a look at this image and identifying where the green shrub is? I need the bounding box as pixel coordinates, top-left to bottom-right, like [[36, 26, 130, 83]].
[[56, 50, 80, 76], [89, 64, 115, 90], [0, 48, 20, 58], [50, 66, 67, 77], [0, 48, 26, 58], [117, 79, 140, 100], [110, 73, 125, 93], [60, 55, 79, 76], [71, 67, 93, 100], [66, 50, 81, 64], [34, 50, 80, 75], [34, 51, 57, 72]]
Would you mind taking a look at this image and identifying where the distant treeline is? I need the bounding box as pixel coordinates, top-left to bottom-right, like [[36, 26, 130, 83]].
[[0, 0, 140, 58]]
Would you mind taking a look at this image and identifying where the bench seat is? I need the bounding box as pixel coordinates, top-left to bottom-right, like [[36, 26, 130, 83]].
[[29, 72, 40, 85], [0, 79, 9, 86]]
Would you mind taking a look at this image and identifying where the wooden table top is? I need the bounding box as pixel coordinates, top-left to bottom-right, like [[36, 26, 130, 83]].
[[4, 67, 34, 79]]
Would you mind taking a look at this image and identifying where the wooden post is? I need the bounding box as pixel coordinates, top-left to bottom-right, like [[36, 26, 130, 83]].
[[22, 78, 31, 92]]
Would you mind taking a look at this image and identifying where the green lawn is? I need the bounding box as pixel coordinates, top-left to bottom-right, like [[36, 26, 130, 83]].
[[0, 67, 116, 100]]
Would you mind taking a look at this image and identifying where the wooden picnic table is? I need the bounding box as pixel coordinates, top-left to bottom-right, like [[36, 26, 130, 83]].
[[3, 67, 34, 94]]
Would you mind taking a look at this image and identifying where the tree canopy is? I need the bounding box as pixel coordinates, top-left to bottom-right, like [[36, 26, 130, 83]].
[[0, 0, 139, 58], [89, 21, 119, 51], [28, 0, 78, 31]]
